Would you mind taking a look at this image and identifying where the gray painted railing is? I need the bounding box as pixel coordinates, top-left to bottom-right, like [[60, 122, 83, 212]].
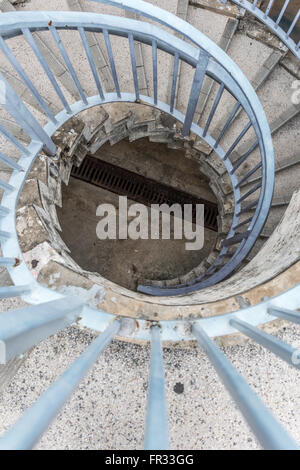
[[0, 8, 274, 295], [229, 0, 300, 60], [0, 297, 299, 450], [0, 2, 298, 450]]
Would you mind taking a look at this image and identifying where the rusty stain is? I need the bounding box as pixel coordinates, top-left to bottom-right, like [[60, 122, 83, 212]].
[[13, 258, 21, 268]]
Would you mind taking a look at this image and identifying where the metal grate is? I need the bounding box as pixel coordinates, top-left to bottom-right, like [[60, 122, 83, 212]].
[[71, 155, 219, 231]]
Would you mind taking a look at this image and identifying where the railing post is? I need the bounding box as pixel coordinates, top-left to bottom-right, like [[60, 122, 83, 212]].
[[145, 325, 169, 450], [230, 317, 300, 370], [268, 306, 300, 325], [0, 297, 84, 363], [182, 49, 209, 136]]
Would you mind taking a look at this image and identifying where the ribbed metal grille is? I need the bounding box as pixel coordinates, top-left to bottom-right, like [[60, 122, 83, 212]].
[[71, 155, 219, 231]]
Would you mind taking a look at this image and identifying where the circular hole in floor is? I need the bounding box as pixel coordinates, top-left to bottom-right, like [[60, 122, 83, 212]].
[[57, 137, 219, 291]]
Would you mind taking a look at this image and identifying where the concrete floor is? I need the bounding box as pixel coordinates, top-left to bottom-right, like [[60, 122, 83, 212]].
[[265, 0, 300, 42], [0, 308, 299, 450], [0, 0, 298, 452]]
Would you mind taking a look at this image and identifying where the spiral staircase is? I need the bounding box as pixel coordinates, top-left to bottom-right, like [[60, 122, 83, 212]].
[[0, 0, 299, 450]]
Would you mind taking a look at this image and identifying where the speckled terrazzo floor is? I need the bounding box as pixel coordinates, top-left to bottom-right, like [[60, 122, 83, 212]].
[[0, 307, 299, 450]]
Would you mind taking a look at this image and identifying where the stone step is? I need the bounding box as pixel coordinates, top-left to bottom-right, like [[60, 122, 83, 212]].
[[189, 0, 244, 18], [0, 0, 84, 101], [194, 17, 238, 124], [236, 102, 300, 161], [0, 117, 29, 145], [166, 0, 189, 108], [124, 8, 149, 96], [67, 0, 115, 93], [0, 66, 60, 116], [240, 152, 300, 189], [177, 5, 229, 115], [211, 49, 283, 142]]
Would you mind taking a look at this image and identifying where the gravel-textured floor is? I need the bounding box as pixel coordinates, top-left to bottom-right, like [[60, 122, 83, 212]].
[[0, 314, 299, 450], [0, 0, 299, 451]]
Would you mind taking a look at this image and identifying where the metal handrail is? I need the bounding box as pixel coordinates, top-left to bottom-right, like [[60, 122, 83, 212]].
[[95, 0, 299, 58], [0, 5, 297, 450], [229, 0, 300, 60], [0, 10, 274, 296]]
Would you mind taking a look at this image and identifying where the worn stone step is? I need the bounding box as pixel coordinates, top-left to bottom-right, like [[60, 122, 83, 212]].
[[195, 17, 238, 124], [67, 0, 115, 93], [0, 0, 84, 100], [211, 49, 283, 142]]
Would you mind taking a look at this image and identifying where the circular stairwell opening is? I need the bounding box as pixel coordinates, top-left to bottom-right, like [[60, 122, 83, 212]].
[[56, 135, 219, 291]]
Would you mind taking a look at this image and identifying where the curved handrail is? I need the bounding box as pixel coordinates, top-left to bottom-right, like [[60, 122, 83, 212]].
[[0, 6, 298, 451], [0, 11, 273, 297], [94, 0, 299, 58], [86, 1, 275, 293]]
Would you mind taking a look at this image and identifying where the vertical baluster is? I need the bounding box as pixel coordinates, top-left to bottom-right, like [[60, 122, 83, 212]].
[[0, 285, 31, 299], [230, 140, 259, 174], [128, 33, 140, 101], [170, 52, 179, 113], [235, 161, 262, 188], [0, 258, 16, 267], [223, 122, 252, 160], [237, 182, 261, 204], [182, 49, 209, 136], [214, 102, 241, 148], [0, 124, 29, 156], [275, 0, 290, 27], [103, 29, 121, 98], [237, 199, 258, 216], [264, 0, 275, 19], [49, 26, 88, 105], [0, 297, 84, 363], [22, 28, 72, 114], [286, 10, 300, 39], [145, 325, 169, 450], [0, 36, 57, 124], [0, 320, 121, 450], [152, 39, 158, 105], [78, 27, 104, 101], [192, 324, 298, 450], [0, 152, 23, 171], [230, 317, 300, 370], [0, 230, 11, 240], [203, 82, 225, 137], [268, 306, 300, 325], [0, 73, 56, 155], [0, 206, 10, 217], [0, 179, 14, 192]]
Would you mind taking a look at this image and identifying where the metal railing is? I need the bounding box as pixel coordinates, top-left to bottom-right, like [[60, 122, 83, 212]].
[[0, 286, 300, 449], [228, 0, 300, 60], [0, 8, 274, 296], [86, 0, 276, 295], [0, 2, 297, 450]]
